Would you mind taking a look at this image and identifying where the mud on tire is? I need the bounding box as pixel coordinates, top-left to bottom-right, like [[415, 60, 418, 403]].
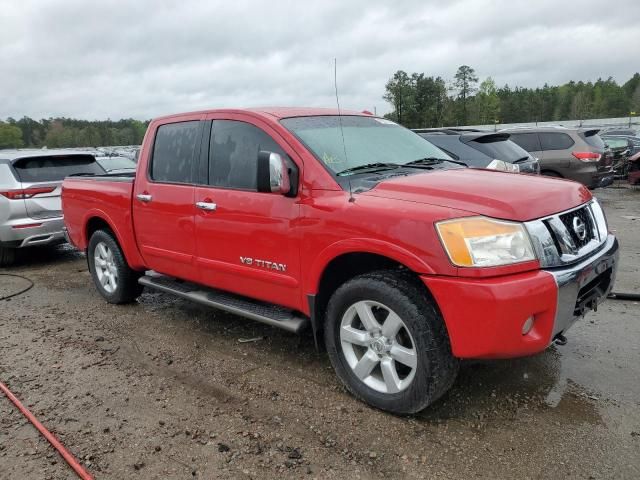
[[88, 230, 143, 304], [324, 270, 458, 415]]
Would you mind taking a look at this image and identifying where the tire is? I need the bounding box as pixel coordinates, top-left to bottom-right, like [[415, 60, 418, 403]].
[[88, 230, 143, 304], [0, 246, 17, 267], [324, 270, 458, 415]]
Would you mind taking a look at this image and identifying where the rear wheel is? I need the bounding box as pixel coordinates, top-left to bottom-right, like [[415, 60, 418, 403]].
[[324, 271, 458, 414], [88, 230, 143, 304], [0, 246, 16, 267]]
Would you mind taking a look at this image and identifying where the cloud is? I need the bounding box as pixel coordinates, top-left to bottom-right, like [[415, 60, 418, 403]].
[[1, 0, 639, 120]]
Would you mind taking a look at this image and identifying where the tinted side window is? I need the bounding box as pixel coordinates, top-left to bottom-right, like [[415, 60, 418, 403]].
[[151, 121, 200, 183], [539, 132, 575, 151], [209, 120, 285, 190], [509, 133, 541, 152]]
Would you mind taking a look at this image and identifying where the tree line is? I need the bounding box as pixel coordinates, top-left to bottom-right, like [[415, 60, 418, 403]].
[[383, 66, 640, 128], [0, 117, 148, 149], [2, 68, 639, 149]]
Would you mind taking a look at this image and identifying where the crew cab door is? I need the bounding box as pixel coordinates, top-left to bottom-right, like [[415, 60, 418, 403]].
[[193, 116, 303, 311], [133, 118, 204, 281]]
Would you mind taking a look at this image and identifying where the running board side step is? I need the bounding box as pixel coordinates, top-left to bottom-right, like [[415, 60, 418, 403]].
[[138, 273, 309, 334]]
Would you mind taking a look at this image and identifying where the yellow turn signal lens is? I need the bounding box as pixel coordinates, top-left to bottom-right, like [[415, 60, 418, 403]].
[[436, 217, 535, 267]]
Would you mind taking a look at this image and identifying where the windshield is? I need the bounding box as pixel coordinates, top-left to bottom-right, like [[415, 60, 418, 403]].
[[280, 116, 452, 175]]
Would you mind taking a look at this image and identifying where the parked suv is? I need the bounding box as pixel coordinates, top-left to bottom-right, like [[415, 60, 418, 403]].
[[0, 149, 105, 265], [501, 126, 614, 188], [414, 129, 540, 174]]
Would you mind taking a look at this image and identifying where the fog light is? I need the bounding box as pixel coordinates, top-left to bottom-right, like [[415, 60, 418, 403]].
[[522, 316, 534, 335]]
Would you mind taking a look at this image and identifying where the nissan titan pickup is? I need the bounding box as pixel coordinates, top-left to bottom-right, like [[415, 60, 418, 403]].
[[62, 108, 618, 414]]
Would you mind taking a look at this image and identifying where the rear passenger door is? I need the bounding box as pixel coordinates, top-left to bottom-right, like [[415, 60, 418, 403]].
[[538, 132, 574, 171], [509, 133, 542, 158], [133, 119, 203, 281], [193, 116, 303, 311]]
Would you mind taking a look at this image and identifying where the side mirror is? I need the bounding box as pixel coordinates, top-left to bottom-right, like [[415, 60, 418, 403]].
[[257, 151, 291, 194]]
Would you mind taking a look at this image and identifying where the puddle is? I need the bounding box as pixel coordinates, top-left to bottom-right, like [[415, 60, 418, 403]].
[[418, 348, 603, 426]]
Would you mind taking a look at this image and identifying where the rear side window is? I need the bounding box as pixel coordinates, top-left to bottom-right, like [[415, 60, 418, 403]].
[[539, 132, 575, 151], [13, 155, 104, 182], [151, 121, 200, 183], [509, 133, 541, 152], [209, 120, 285, 190]]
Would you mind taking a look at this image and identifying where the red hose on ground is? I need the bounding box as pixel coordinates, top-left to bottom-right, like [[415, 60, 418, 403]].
[[0, 380, 94, 480]]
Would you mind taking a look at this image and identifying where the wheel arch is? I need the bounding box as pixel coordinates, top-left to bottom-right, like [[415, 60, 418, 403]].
[[83, 211, 145, 270], [308, 241, 436, 347]]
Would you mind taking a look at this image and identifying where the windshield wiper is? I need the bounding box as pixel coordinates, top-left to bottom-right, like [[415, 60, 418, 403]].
[[405, 157, 468, 167], [337, 162, 402, 176]]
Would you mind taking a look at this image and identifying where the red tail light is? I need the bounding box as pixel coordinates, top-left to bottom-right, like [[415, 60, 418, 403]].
[[572, 151, 601, 162], [0, 186, 56, 200], [11, 223, 43, 229]]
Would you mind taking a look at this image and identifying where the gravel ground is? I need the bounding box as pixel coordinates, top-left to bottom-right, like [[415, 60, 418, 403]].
[[1, 185, 639, 479]]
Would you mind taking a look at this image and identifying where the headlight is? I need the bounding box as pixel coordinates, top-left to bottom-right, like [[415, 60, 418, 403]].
[[436, 217, 536, 267], [487, 159, 519, 172], [590, 198, 608, 240]]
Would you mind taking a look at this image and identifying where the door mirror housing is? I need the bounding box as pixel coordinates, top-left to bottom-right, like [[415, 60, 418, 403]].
[[257, 151, 291, 195]]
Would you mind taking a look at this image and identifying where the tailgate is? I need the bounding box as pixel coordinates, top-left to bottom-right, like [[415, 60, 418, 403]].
[[12, 154, 105, 219]]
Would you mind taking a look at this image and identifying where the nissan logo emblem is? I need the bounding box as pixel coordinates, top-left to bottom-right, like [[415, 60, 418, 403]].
[[572, 216, 587, 241]]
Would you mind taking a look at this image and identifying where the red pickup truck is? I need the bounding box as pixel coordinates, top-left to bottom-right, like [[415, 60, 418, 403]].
[[62, 108, 618, 414]]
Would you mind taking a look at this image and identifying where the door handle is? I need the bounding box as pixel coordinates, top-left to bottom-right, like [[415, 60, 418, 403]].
[[136, 193, 152, 203], [195, 201, 217, 211]]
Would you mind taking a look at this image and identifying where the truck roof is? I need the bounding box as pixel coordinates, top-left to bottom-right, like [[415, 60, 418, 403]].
[[154, 106, 368, 122]]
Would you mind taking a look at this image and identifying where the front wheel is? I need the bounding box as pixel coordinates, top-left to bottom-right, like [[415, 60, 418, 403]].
[[88, 230, 143, 304], [324, 271, 458, 415]]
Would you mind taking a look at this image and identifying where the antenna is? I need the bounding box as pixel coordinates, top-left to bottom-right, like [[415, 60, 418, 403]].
[[334, 58, 354, 202]]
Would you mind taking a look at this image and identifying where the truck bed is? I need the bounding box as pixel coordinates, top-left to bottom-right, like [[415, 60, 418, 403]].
[[62, 174, 138, 256]]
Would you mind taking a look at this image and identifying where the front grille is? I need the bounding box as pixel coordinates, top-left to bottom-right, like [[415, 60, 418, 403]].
[[559, 206, 595, 249]]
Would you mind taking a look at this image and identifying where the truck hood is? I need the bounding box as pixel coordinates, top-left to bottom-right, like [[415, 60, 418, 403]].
[[361, 169, 592, 222]]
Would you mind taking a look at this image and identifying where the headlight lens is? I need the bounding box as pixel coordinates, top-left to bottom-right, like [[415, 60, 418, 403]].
[[590, 198, 608, 240], [436, 217, 536, 267], [487, 159, 520, 172]]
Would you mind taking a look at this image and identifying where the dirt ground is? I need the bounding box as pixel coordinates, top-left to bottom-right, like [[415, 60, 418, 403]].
[[1, 185, 639, 480]]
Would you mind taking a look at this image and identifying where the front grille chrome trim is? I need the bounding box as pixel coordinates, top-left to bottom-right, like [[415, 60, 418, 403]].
[[525, 200, 608, 268]]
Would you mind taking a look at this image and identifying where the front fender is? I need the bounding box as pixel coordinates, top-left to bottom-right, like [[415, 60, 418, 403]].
[[306, 238, 436, 295]]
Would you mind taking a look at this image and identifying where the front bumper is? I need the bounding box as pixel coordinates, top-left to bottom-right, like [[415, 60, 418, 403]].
[[423, 234, 618, 359], [0, 216, 66, 248]]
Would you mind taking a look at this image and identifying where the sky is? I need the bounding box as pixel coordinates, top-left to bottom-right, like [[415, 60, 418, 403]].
[[2, 0, 639, 120]]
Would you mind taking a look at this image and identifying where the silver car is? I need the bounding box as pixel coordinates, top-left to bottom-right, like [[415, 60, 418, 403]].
[[0, 149, 105, 266]]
